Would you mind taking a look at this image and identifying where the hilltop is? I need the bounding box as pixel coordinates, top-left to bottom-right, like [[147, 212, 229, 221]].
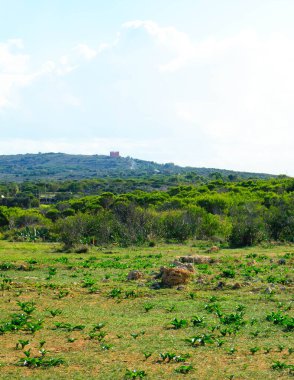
[[0, 152, 275, 182]]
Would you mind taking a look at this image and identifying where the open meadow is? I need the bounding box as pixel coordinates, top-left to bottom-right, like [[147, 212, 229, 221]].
[[0, 241, 293, 379]]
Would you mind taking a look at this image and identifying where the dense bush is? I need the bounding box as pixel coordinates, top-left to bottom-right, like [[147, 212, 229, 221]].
[[0, 178, 293, 247], [229, 202, 269, 247]]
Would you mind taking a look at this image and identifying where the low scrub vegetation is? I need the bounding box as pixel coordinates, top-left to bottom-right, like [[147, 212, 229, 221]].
[[0, 241, 292, 379], [0, 177, 293, 249]]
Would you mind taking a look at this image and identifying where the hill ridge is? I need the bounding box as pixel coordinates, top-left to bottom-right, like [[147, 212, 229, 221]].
[[0, 152, 275, 181]]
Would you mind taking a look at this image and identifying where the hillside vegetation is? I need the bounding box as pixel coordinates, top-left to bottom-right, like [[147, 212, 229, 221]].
[[0, 153, 275, 181]]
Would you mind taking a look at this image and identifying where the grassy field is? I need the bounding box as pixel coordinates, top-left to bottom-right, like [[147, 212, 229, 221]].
[[0, 241, 293, 379]]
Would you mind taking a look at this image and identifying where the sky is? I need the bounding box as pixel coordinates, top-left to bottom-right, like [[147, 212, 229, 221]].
[[0, 0, 293, 175]]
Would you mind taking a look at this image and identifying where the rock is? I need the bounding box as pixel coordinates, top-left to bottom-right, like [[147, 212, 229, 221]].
[[74, 245, 89, 253], [17, 264, 30, 271], [172, 260, 195, 272], [215, 281, 225, 290], [179, 255, 215, 264], [150, 282, 161, 290], [159, 267, 193, 287], [176, 285, 185, 291], [265, 286, 274, 294], [207, 246, 220, 253], [127, 270, 143, 281]]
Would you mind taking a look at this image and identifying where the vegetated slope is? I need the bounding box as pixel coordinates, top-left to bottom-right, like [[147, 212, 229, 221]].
[[0, 153, 275, 181]]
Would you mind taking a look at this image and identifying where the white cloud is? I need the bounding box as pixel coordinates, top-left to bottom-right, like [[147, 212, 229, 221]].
[[74, 44, 97, 60], [175, 31, 294, 143], [123, 20, 195, 72], [0, 39, 33, 109], [173, 30, 294, 174], [0, 39, 99, 109]]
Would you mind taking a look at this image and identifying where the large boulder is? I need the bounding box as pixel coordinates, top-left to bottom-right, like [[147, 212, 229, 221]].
[[159, 267, 193, 287]]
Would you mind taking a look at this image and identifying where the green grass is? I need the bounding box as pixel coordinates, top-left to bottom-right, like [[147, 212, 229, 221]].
[[0, 241, 293, 379]]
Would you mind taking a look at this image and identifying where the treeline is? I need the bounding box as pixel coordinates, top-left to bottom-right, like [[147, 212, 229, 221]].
[[0, 174, 207, 208], [0, 178, 293, 248], [0, 172, 284, 208]]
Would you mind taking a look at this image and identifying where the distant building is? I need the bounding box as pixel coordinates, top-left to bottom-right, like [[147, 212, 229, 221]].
[[110, 151, 120, 158]]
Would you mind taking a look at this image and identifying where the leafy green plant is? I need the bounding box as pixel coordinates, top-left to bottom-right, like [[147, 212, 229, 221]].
[[175, 365, 193, 374], [101, 343, 112, 350], [272, 360, 294, 372], [221, 269, 235, 278], [39, 340, 46, 348], [0, 278, 12, 291], [159, 352, 172, 362], [249, 347, 260, 355], [0, 262, 15, 271], [227, 347, 237, 355], [81, 277, 96, 288], [88, 286, 99, 294], [143, 303, 154, 312], [53, 322, 85, 332], [191, 315, 205, 326], [204, 302, 222, 315], [266, 311, 294, 331], [250, 317, 257, 325], [108, 288, 122, 298], [165, 305, 176, 313], [57, 289, 69, 299], [185, 334, 214, 347], [125, 290, 137, 298], [173, 354, 190, 362], [143, 352, 152, 360], [25, 319, 43, 334], [264, 346, 272, 354], [48, 267, 57, 276], [92, 322, 105, 331], [236, 304, 246, 312], [17, 301, 36, 315], [278, 344, 285, 352], [16, 339, 29, 350], [89, 331, 106, 341], [250, 329, 260, 337], [17, 348, 64, 368], [219, 312, 245, 327], [216, 338, 224, 347], [124, 369, 147, 379], [48, 308, 62, 317], [171, 318, 188, 329]]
